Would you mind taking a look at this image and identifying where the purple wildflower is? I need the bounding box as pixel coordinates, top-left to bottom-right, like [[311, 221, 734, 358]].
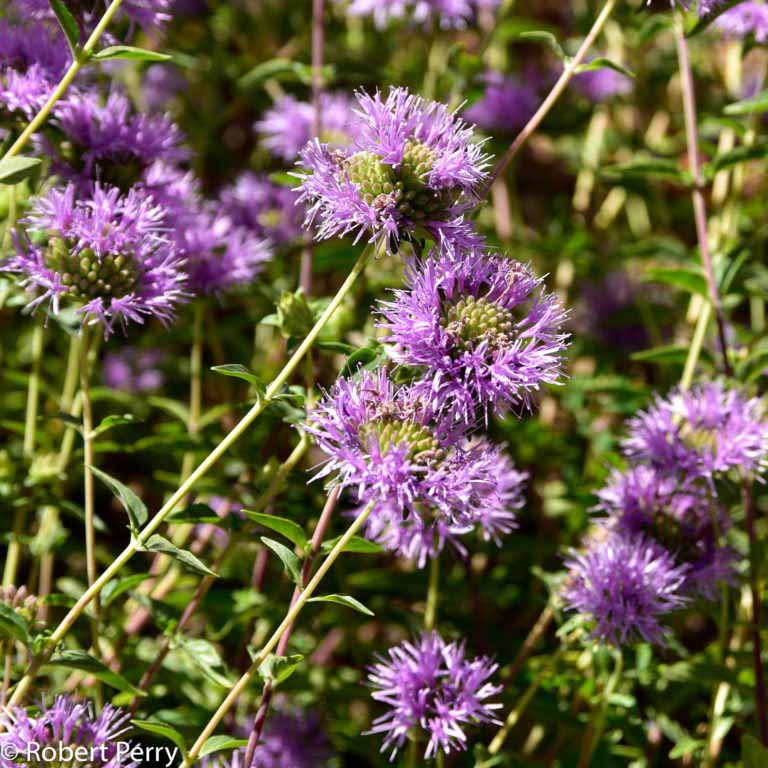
[[218, 173, 304, 245], [142, 63, 186, 111], [256, 93, 359, 162], [464, 71, 540, 134], [4, 184, 187, 335], [296, 87, 491, 252], [307, 368, 525, 565], [366, 632, 501, 761], [339, 0, 501, 29], [573, 64, 633, 102], [378, 241, 568, 423], [51, 91, 187, 188], [700, 0, 768, 42], [103, 347, 165, 393], [0, 695, 138, 768], [622, 382, 768, 480], [199, 708, 332, 768], [16, 0, 171, 35], [562, 531, 690, 646], [596, 465, 735, 598]]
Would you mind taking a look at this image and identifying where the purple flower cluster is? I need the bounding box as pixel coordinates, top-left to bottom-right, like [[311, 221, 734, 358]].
[[563, 382, 767, 645], [378, 240, 568, 423], [103, 347, 166, 393], [256, 93, 359, 162], [18, 0, 171, 35], [4, 184, 187, 335], [0, 696, 137, 768], [307, 367, 526, 565], [199, 707, 333, 768], [464, 71, 541, 134], [338, 0, 501, 29], [700, 0, 768, 42], [367, 632, 501, 760], [296, 87, 491, 252], [573, 65, 633, 102]]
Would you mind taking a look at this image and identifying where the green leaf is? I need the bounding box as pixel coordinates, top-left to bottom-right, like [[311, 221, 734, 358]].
[[92, 45, 171, 62], [244, 511, 307, 549], [48, 0, 79, 55], [575, 57, 634, 80], [725, 89, 768, 116], [101, 573, 151, 607], [0, 156, 42, 185], [89, 465, 148, 529], [168, 503, 222, 524], [0, 603, 30, 645], [132, 720, 188, 757], [257, 652, 304, 686], [601, 158, 688, 184], [645, 266, 708, 297], [47, 650, 146, 696], [308, 593, 374, 616], [210, 364, 263, 388], [92, 413, 140, 437], [630, 345, 691, 365], [148, 396, 190, 423], [321, 534, 383, 554], [177, 637, 235, 688], [518, 30, 564, 59], [705, 144, 768, 176], [238, 57, 333, 89], [742, 734, 768, 767], [199, 735, 249, 758], [141, 534, 218, 577], [260, 537, 302, 584]]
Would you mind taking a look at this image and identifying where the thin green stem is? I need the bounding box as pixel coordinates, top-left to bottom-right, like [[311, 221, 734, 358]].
[[181, 502, 375, 767], [483, 0, 616, 196], [7, 243, 372, 709], [2, 0, 128, 160], [680, 301, 711, 392], [577, 650, 623, 768], [424, 554, 439, 632]]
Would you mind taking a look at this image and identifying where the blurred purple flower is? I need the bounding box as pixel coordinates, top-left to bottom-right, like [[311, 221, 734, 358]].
[[307, 367, 525, 565], [338, 0, 501, 29], [562, 531, 690, 645], [256, 92, 359, 162], [103, 347, 165, 393], [0, 696, 137, 768], [700, 0, 768, 42], [199, 707, 332, 768], [219, 173, 304, 245], [4, 184, 187, 335], [379, 240, 568, 423], [296, 87, 491, 252], [464, 71, 540, 134], [622, 382, 768, 480], [366, 632, 501, 760], [596, 465, 735, 599], [573, 64, 633, 102], [142, 64, 186, 111], [17, 0, 171, 35]]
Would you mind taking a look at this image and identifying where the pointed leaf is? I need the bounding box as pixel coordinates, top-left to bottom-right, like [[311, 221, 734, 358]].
[[142, 534, 218, 576], [725, 90, 768, 116], [132, 721, 188, 757], [575, 57, 634, 79], [199, 735, 249, 758], [101, 573, 151, 607], [47, 650, 146, 696], [0, 156, 42, 185], [321, 535, 382, 554], [260, 537, 302, 584], [518, 30, 564, 59], [92, 413, 140, 437], [257, 653, 304, 686], [48, 0, 79, 55], [308, 593, 374, 616], [92, 45, 171, 62], [89, 465, 148, 529], [244, 511, 307, 549], [210, 364, 263, 389], [0, 603, 30, 645]]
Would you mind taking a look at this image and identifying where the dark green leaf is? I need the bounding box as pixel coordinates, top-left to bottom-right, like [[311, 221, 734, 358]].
[[92, 414, 140, 437], [47, 0, 79, 55], [92, 45, 171, 62], [0, 156, 43, 185], [601, 158, 688, 184], [168, 503, 222, 524], [742, 734, 768, 767], [199, 735, 249, 758], [630, 345, 690, 365], [132, 721, 188, 756], [244, 511, 307, 549], [518, 30, 564, 59], [257, 652, 304, 686], [705, 144, 768, 176], [89, 465, 148, 529], [0, 603, 30, 645], [210, 364, 263, 388], [260, 537, 302, 584], [575, 57, 634, 79], [101, 573, 151, 607], [725, 90, 768, 116], [645, 266, 708, 296], [321, 535, 383, 554], [148, 396, 190, 423], [308, 593, 374, 616], [47, 650, 146, 695], [141, 535, 218, 576]]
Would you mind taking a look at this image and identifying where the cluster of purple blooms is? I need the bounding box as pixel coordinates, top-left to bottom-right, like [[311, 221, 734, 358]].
[[700, 0, 768, 42], [563, 381, 768, 646], [336, 0, 501, 29]]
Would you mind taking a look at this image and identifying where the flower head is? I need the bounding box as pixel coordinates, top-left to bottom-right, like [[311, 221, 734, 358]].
[[0, 696, 138, 767], [219, 173, 304, 245], [338, 0, 500, 29], [4, 184, 187, 335], [622, 382, 768, 480], [256, 93, 359, 162], [307, 367, 525, 565], [700, 0, 768, 42], [103, 347, 165, 393], [562, 531, 689, 646], [52, 91, 187, 188], [464, 71, 540, 134], [296, 87, 491, 251], [367, 632, 501, 761], [596, 465, 735, 598], [379, 242, 568, 423]]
